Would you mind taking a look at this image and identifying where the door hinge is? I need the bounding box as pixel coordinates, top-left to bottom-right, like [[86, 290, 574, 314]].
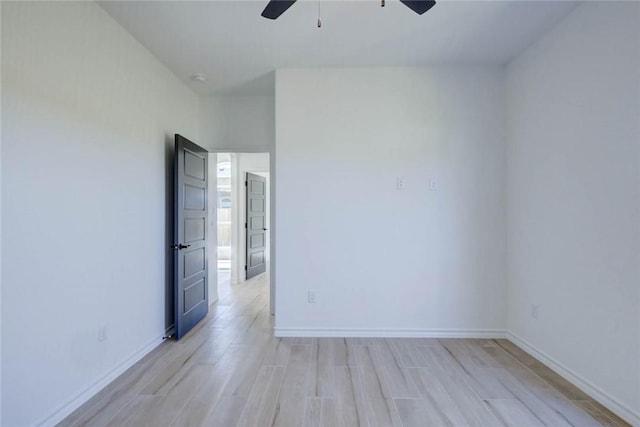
[[244, 265, 247, 271], [245, 222, 247, 229], [245, 181, 248, 187]]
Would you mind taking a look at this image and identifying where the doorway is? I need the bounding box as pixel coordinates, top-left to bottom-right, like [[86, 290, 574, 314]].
[[211, 152, 271, 304], [215, 153, 233, 299]]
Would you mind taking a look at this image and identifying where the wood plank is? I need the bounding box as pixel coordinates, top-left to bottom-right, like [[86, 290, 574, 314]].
[[333, 337, 358, 367], [138, 328, 219, 396], [417, 347, 502, 427], [440, 339, 503, 368], [307, 338, 336, 397], [108, 363, 212, 427], [150, 327, 244, 397], [408, 337, 444, 347], [396, 398, 464, 427], [103, 396, 160, 427], [354, 346, 402, 426], [293, 337, 317, 345], [236, 366, 285, 427], [216, 339, 274, 399], [573, 400, 631, 427], [302, 397, 370, 427], [263, 337, 293, 366], [363, 398, 403, 427], [200, 396, 246, 427], [232, 312, 273, 346], [386, 338, 428, 368], [494, 339, 591, 400], [169, 345, 248, 427], [335, 367, 369, 427], [320, 399, 337, 427], [57, 352, 164, 427], [346, 337, 377, 345], [354, 345, 390, 400], [272, 345, 313, 427], [484, 399, 546, 427], [482, 345, 603, 426], [490, 368, 575, 427], [407, 367, 471, 427], [370, 339, 420, 398], [438, 340, 513, 399], [302, 398, 323, 427]]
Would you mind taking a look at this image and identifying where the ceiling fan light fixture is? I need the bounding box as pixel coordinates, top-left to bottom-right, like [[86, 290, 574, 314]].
[[261, 0, 436, 24], [261, 0, 297, 20], [399, 0, 436, 15]]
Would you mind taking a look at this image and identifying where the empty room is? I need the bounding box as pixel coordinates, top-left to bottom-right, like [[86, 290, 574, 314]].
[[1, 0, 638, 426]]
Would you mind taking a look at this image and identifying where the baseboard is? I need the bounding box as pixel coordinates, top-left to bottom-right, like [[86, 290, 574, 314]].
[[36, 332, 167, 427], [506, 331, 640, 427], [274, 328, 507, 339]]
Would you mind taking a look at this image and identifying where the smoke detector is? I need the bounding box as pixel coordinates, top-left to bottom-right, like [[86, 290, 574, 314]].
[[191, 73, 208, 83]]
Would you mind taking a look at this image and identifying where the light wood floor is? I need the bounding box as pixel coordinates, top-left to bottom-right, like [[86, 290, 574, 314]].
[[58, 273, 629, 427]]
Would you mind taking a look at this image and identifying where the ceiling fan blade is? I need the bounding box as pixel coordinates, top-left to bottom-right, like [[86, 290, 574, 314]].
[[261, 0, 297, 20], [399, 0, 436, 15]]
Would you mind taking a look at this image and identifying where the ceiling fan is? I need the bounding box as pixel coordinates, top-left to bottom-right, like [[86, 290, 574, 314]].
[[261, 0, 436, 20]]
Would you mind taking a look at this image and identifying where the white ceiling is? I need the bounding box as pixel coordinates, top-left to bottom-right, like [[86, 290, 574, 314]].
[[99, 0, 580, 96]]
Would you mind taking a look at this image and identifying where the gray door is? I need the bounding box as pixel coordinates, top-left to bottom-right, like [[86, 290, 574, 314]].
[[246, 173, 267, 279], [174, 134, 208, 340]]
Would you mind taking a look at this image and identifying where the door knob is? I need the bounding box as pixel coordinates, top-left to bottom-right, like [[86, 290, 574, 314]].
[[171, 244, 191, 250]]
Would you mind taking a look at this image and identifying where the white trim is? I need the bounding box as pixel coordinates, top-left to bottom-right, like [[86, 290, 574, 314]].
[[507, 331, 640, 427], [36, 332, 166, 427], [274, 328, 507, 339]]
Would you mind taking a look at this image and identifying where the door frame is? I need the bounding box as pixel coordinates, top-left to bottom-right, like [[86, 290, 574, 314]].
[[209, 150, 275, 315]]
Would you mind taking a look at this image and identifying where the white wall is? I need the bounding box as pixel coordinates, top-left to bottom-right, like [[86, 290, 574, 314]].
[[506, 2, 640, 423], [275, 67, 506, 335], [1, 2, 199, 426], [199, 95, 274, 152]]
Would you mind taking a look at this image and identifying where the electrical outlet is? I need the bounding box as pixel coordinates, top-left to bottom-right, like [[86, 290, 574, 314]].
[[429, 179, 438, 191], [98, 322, 108, 342], [396, 177, 406, 190], [307, 291, 316, 304], [531, 304, 539, 320]]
